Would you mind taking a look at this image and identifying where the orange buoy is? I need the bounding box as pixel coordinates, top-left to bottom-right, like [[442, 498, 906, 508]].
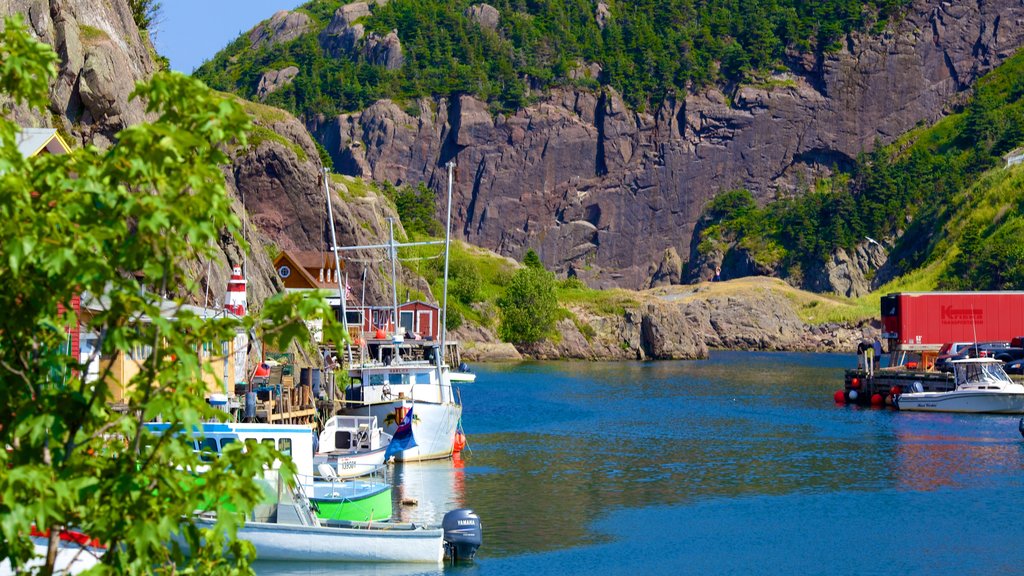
[[906, 361, 918, 369], [453, 431, 467, 453], [834, 390, 846, 404]]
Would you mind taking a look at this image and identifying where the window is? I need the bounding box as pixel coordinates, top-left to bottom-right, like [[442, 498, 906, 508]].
[[199, 437, 218, 462], [345, 310, 363, 326], [219, 437, 235, 451], [400, 310, 414, 334], [279, 438, 292, 457]]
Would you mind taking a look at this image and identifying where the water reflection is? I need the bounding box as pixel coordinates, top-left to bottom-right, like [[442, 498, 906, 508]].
[[391, 458, 466, 525], [256, 352, 1024, 573], [893, 412, 1024, 491]]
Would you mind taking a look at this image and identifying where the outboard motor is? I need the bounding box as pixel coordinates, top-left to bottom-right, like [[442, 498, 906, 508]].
[[442, 508, 482, 562]]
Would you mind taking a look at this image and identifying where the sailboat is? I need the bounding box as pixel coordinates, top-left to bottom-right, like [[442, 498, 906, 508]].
[[324, 162, 465, 462]]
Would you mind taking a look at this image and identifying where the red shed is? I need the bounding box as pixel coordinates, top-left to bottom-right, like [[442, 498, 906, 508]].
[[881, 291, 1024, 348], [346, 301, 440, 341]]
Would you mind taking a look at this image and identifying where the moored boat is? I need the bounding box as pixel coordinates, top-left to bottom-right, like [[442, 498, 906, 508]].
[[184, 471, 481, 564], [895, 357, 1024, 413], [314, 415, 392, 478], [310, 466, 393, 522]]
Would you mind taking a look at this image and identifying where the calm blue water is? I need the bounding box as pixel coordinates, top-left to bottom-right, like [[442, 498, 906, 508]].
[[259, 351, 1024, 575]]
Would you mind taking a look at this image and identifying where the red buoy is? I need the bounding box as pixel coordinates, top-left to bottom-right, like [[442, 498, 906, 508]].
[[834, 390, 846, 404], [890, 385, 901, 396], [871, 393, 884, 406], [851, 377, 861, 389], [453, 431, 467, 453]]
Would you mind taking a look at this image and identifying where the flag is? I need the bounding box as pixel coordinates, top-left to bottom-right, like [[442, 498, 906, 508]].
[[385, 406, 417, 461]]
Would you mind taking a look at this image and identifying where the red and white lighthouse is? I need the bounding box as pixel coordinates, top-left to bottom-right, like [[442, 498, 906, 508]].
[[225, 265, 247, 317]]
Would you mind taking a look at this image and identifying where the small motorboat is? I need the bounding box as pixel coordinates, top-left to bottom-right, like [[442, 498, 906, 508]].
[[183, 471, 482, 564], [896, 357, 1024, 413], [311, 464, 393, 523], [315, 415, 392, 478]]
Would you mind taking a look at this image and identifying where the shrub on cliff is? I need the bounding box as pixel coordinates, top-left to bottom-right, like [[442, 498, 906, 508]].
[[497, 264, 558, 345]]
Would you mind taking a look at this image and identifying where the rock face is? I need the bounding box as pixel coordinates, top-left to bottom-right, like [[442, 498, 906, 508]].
[[805, 240, 889, 297], [465, 4, 500, 30], [314, 0, 1024, 291], [2, 0, 156, 147], [248, 10, 312, 50], [256, 66, 300, 100], [363, 30, 403, 70]]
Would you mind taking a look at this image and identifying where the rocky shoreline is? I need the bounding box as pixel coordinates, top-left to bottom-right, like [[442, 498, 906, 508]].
[[455, 277, 879, 362]]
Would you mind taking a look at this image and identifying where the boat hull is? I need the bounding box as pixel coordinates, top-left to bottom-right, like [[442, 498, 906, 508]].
[[896, 391, 1024, 413], [314, 446, 387, 479], [195, 519, 443, 563], [311, 480, 393, 522], [346, 401, 461, 462]]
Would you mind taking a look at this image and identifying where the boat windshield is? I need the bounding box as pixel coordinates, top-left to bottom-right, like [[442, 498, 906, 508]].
[[956, 362, 1013, 386]]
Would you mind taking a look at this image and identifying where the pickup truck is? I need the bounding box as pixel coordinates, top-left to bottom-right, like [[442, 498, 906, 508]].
[[991, 336, 1024, 362], [934, 341, 1012, 372]]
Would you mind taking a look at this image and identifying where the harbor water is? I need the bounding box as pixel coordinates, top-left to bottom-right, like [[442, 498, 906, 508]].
[[259, 351, 1024, 575]]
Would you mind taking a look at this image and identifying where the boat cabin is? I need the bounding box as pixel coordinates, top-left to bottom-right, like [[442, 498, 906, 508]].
[[145, 422, 316, 494]]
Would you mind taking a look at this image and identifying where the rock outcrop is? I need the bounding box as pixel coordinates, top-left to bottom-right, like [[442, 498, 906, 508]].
[[248, 10, 312, 50], [313, 0, 1024, 292], [3, 0, 156, 147], [256, 66, 300, 100], [464, 4, 500, 31]]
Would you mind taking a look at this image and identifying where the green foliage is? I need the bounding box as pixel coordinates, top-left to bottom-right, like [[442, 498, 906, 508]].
[[381, 181, 442, 237], [497, 266, 558, 344], [444, 304, 464, 331], [195, 0, 910, 116], [522, 249, 543, 269], [0, 17, 341, 574], [128, 0, 162, 31]]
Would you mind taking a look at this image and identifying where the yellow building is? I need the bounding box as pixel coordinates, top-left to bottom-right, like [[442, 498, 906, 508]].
[[79, 294, 246, 403]]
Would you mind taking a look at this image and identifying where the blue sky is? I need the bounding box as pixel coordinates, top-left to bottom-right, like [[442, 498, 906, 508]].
[[155, 1, 300, 73]]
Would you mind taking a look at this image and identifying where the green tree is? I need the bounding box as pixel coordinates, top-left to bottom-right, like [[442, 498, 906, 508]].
[[522, 249, 544, 269], [496, 266, 558, 344], [0, 17, 341, 574]]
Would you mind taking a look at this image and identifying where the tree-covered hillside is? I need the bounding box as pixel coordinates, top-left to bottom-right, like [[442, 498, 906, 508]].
[[195, 0, 908, 117], [699, 48, 1024, 290]]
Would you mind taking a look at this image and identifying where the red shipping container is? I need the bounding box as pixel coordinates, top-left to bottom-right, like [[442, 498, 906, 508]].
[[881, 292, 1024, 347]]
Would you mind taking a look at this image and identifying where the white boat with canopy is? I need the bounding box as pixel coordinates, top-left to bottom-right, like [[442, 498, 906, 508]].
[[896, 357, 1024, 413]]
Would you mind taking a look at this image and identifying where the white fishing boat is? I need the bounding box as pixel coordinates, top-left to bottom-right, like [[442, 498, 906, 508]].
[[186, 471, 482, 564], [324, 162, 466, 462], [150, 427, 484, 563], [896, 357, 1024, 413], [315, 415, 392, 478]]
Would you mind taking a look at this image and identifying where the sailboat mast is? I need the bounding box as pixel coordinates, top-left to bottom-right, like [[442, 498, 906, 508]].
[[439, 161, 454, 368], [324, 167, 349, 336], [387, 217, 400, 337]]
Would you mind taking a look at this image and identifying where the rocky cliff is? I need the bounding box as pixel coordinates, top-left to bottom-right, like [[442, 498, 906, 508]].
[[2, 0, 156, 147], [311, 0, 1024, 291], [2, 0, 429, 319], [469, 277, 876, 362]]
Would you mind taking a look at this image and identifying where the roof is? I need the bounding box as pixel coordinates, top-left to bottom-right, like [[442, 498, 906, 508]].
[[274, 251, 342, 290], [289, 251, 342, 270], [80, 291, 242, 323], [16, 128, 70, 158]]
